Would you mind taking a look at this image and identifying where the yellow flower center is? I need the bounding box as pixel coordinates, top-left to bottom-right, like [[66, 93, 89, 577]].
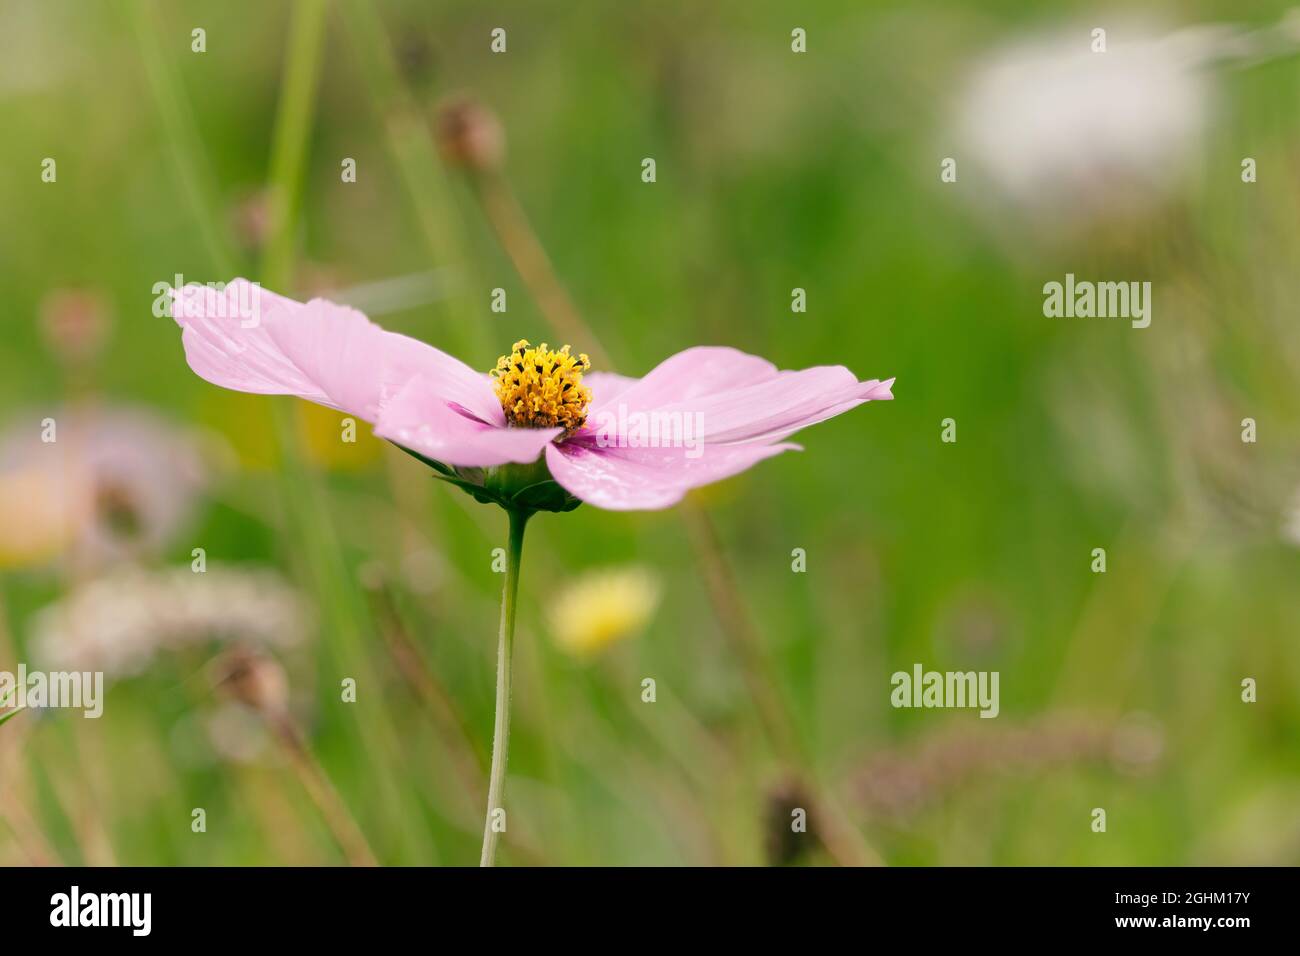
[[491, 339, 592, 433]]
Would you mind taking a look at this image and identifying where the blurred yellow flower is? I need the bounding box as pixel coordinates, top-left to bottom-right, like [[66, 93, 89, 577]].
[[547, 566, 661, 659], [296, 402, 383, 470]]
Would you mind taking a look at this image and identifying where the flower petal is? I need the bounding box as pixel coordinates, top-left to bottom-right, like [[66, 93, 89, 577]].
[[587, 346, 892, 445], [594, 347, 779, 415], [583, 371, 639, 409], [729, 377, 894, 444], [375, 377, 560, 468], [171, 279, 501, 424], [656, 369, 893, 444], [545, 439, 799, 511]]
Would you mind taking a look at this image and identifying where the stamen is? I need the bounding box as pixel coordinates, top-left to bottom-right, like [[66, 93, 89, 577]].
[[490, 339, 592, 434]]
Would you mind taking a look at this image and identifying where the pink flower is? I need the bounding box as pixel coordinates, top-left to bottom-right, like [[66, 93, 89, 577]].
[[171, 279, 893, 511]]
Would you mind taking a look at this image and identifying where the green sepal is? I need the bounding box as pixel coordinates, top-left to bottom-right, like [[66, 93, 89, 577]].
[[507, 478, 583, 514], [395, 444, 582, 515]]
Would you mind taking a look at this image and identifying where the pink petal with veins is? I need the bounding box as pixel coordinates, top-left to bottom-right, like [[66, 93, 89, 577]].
[[546, 439, 800, 511], [171, 279, 500, 424], [375, 377, 560, 468]]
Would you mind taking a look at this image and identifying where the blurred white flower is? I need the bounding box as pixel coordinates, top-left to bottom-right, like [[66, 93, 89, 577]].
[[30, 565, 309, 678], [0, 405, 213, 567], [952, 14, 1300, 229], [547, 565, 662, 659], [954, 21, 1223, 222]]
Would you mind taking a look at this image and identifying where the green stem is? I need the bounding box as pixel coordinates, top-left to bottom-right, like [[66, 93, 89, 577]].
[[262, 0, 328, 289], [480, 508, 529, 866], [126, 0, 234, 275]]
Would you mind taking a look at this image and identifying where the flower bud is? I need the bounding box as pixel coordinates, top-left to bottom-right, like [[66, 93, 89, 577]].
[[39, 288, 110, 368], [211, 646, 289, 721], [433, 94, 504, 172]]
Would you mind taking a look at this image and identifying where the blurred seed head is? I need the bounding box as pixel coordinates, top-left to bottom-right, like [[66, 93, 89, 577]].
[[433, 94, 505, 173], [547, 565, 662, 659], [229, 189, 273, 253], [31, 565, 309, 678], [210, 645, 290, 722], [396, 33, 437, 89], [763, 776, 815, 866], [39, 288, 111, 368], [853, 714, 1163, 821]]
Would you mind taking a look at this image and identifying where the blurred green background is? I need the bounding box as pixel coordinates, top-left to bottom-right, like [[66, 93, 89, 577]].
[[1, 0, 1299, 866]]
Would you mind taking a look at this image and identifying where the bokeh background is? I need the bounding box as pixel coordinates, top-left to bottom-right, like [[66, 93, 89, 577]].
[[2, 0, 1299, 866]]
